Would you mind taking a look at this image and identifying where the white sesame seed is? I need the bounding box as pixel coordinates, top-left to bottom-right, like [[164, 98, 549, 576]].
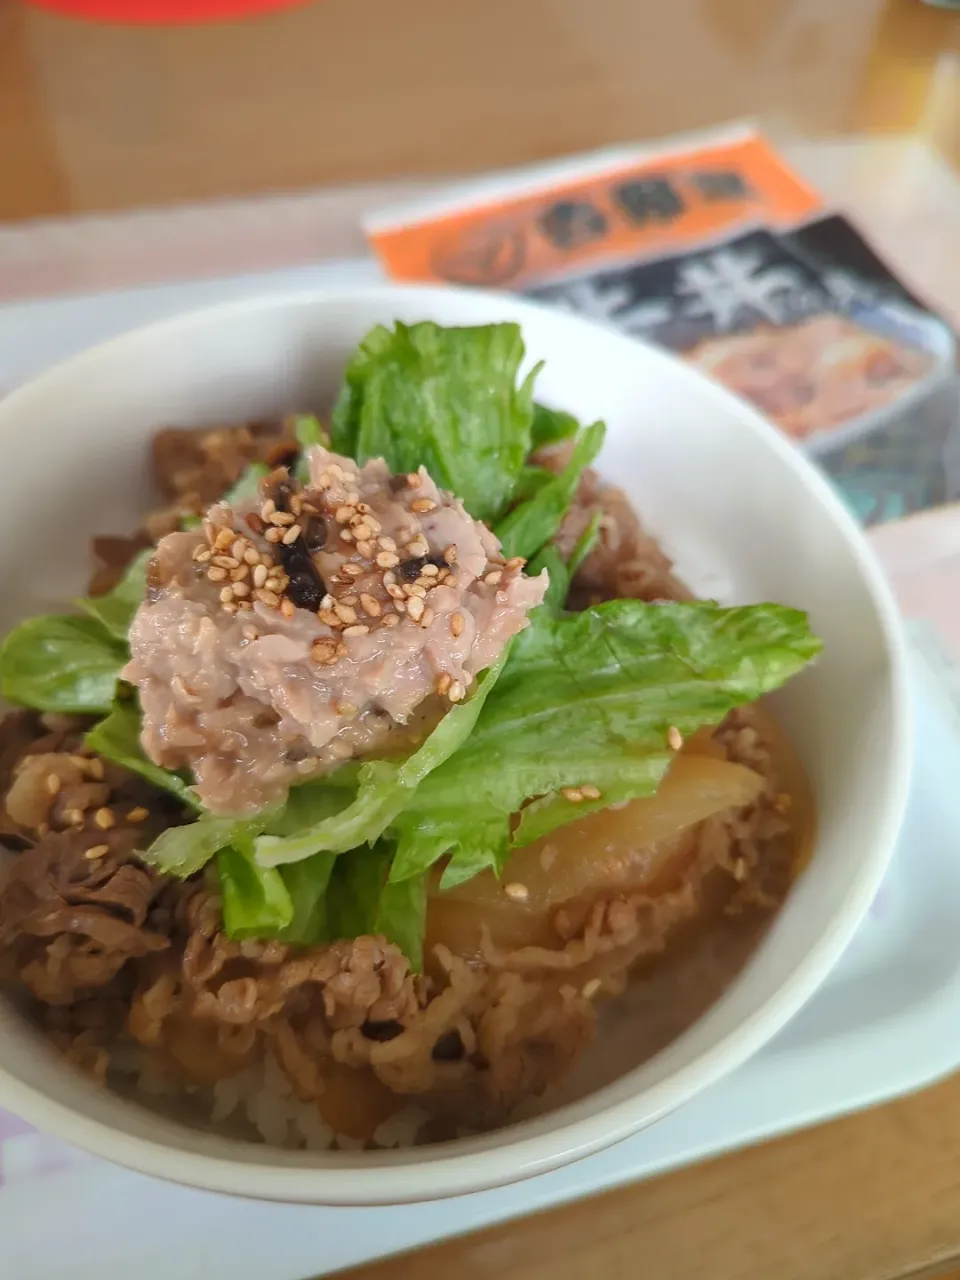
[[435, 672, 452, 695], [411, 497, 436, 513], [360, 593, 382, 617], [667, 726, 683, 751], [335, 505, 356, 524], [377, 551, 400, 569], [340, 593, 359, 606], [381, 612, 400, 629], [219, 586, 234, 604], [340, 529, 354, 542], [207, 566, 228, 583], [272, 511, 296, 527], [311, 639, 339, 664], [296, 756, 319, 775], [484, 569, 503, 586], [255, 588, 280, 608], [320, 593, 335, 610], [264, 526, 283, 543], [252, 564, 268, 588], [243, 547, 261, 565], [334, 603, 358, 625], [448, 680, 465, 703], [561, 787, 584, 803], [356, 540, 376, 557], [504, 881, 529, 902], [282, 524, 301, 545], [582, 978, 602, 1000], [242, 626, 259, 642], [231, 538, 246, 561], [45, 773, 61, 796], [223, 602, 238, 615], [419, 608, 434, 629], [85, 844, 110, 861], [406, 472, 421, 489], [378, 536, 397, 553], [406, 540, 429, 558], [505, 557, 527, 572], [341, 563, 363, 579], [127, 807, 149, 823], [342, 625, 370, 638], [260, 499, 277, 520], [406, 596, 425, 622], [443, 544, 457, 565], [280, 598, 296, 619], [580, 784, 601, 800], [450, 612, 465, 638], [318, 608, 343, 628], [212, 555, 239, 569], [733, 858, 747, 882], [214, 529, 234, 550], [94, 807, 116, 830]]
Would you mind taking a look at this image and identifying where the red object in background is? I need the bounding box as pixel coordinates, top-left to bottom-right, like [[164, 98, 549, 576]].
[[20, 0, 310, 22]]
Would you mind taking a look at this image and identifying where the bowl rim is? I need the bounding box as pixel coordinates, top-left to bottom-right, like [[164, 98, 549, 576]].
[[0, 284, 913, 1204]]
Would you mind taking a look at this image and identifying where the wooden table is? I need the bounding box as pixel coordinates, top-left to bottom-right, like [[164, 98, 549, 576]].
[[2, 2, 960, 1277]]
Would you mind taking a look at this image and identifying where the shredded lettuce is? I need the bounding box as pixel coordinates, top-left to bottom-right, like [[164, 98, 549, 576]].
[[85, 703, 199, 808], [76, 549, 152, 643], [385, 600, 822, 884], [496, 420, 605, 562], [531, 402, 581, 449], [0, 614, 127, 714], [218, 845, 294, 939], [330, 321, 539, 523], [254, 651, 510, 867]]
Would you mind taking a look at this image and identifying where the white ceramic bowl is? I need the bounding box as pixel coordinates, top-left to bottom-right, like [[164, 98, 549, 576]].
[[0, 286, 910, 1205]]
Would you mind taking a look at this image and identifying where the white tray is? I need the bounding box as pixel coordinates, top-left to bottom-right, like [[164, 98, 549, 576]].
[[1, 267, 958, 1280]]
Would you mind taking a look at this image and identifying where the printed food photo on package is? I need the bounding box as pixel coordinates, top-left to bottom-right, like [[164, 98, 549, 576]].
[[367, 128, 960, 527]]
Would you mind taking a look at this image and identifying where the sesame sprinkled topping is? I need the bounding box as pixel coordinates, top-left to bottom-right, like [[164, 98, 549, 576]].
[[435, 672, 452, 695], [419, 607, 434, 629], [351, 521, 372, 541], [342, 624, 370, 637], [45, 773, 61, 796], [334, 603, 358, 625], [406, 539, 429, 558], [581, 978, 602, 1000], [335, 505, 356, 524], [411, 497, 436, 513], [207, 566, 228, 582], [127, 807, 149, 823], [243, 548, 261, 566], [561, 787, 584, 803], [219, 586, 235, 604], [421, 563, 440, 577], [242, 626, 259, 641], [252, 564, 268, 588], [85, 844, 110, 861], [260, 498, 277, 520], [504, 882, 529, 902], [381, 613, 400, 629], [340, 529, 354, 543], [505, 556, 526, 572], [63, 808, 84, 827], [341, 563, 363, 579], [214, 529, 234, 551], [229, 566, 249, 582], [667, 725, 683, 751], [450, 612, 465, 638], [318, 608, 342, 628], [377, 551, 400, 569], [281, 524, 301, 545], [406, 472, 421, 489], [94, 806, 116, 830], [296, 756, 318, 775], [264, 526, 283, 543], [360, 593, 381, 617], [484, 569, 503, 586], [443, 544, 458, 565], [580, 784, 601, 800], [231, 538, 246, 561], [280, 598, 296, 619], [448, 680, 465, 703], [255, 588, 280, 608], [84, 757, 105, 781], [212, 555, 240, 570], [406, 595, 425, 622], [732, 858, 747, 882], [386, 584, 405, 600], [339, 594, 359, 607]]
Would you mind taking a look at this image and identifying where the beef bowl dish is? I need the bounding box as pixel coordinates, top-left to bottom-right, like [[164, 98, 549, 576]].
[[0, 289, 909, 1204]]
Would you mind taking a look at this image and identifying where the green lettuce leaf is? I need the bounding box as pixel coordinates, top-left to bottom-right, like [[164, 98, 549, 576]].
[[141, 812, 269, 877], [387, 600, 821, 883], [253, 651, 510, 868], [330, 321, 539, 523], [218, 845, 294, 940], [531, 402, 580, 449], [277, 851, 338, 945], [85, 703, 200, 808], [76, 548, 152, 643], [0, 614, 127, 714], [495, 420, 605, 561], [293, 415, 329, 483], [322, 842, 426, 969]]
